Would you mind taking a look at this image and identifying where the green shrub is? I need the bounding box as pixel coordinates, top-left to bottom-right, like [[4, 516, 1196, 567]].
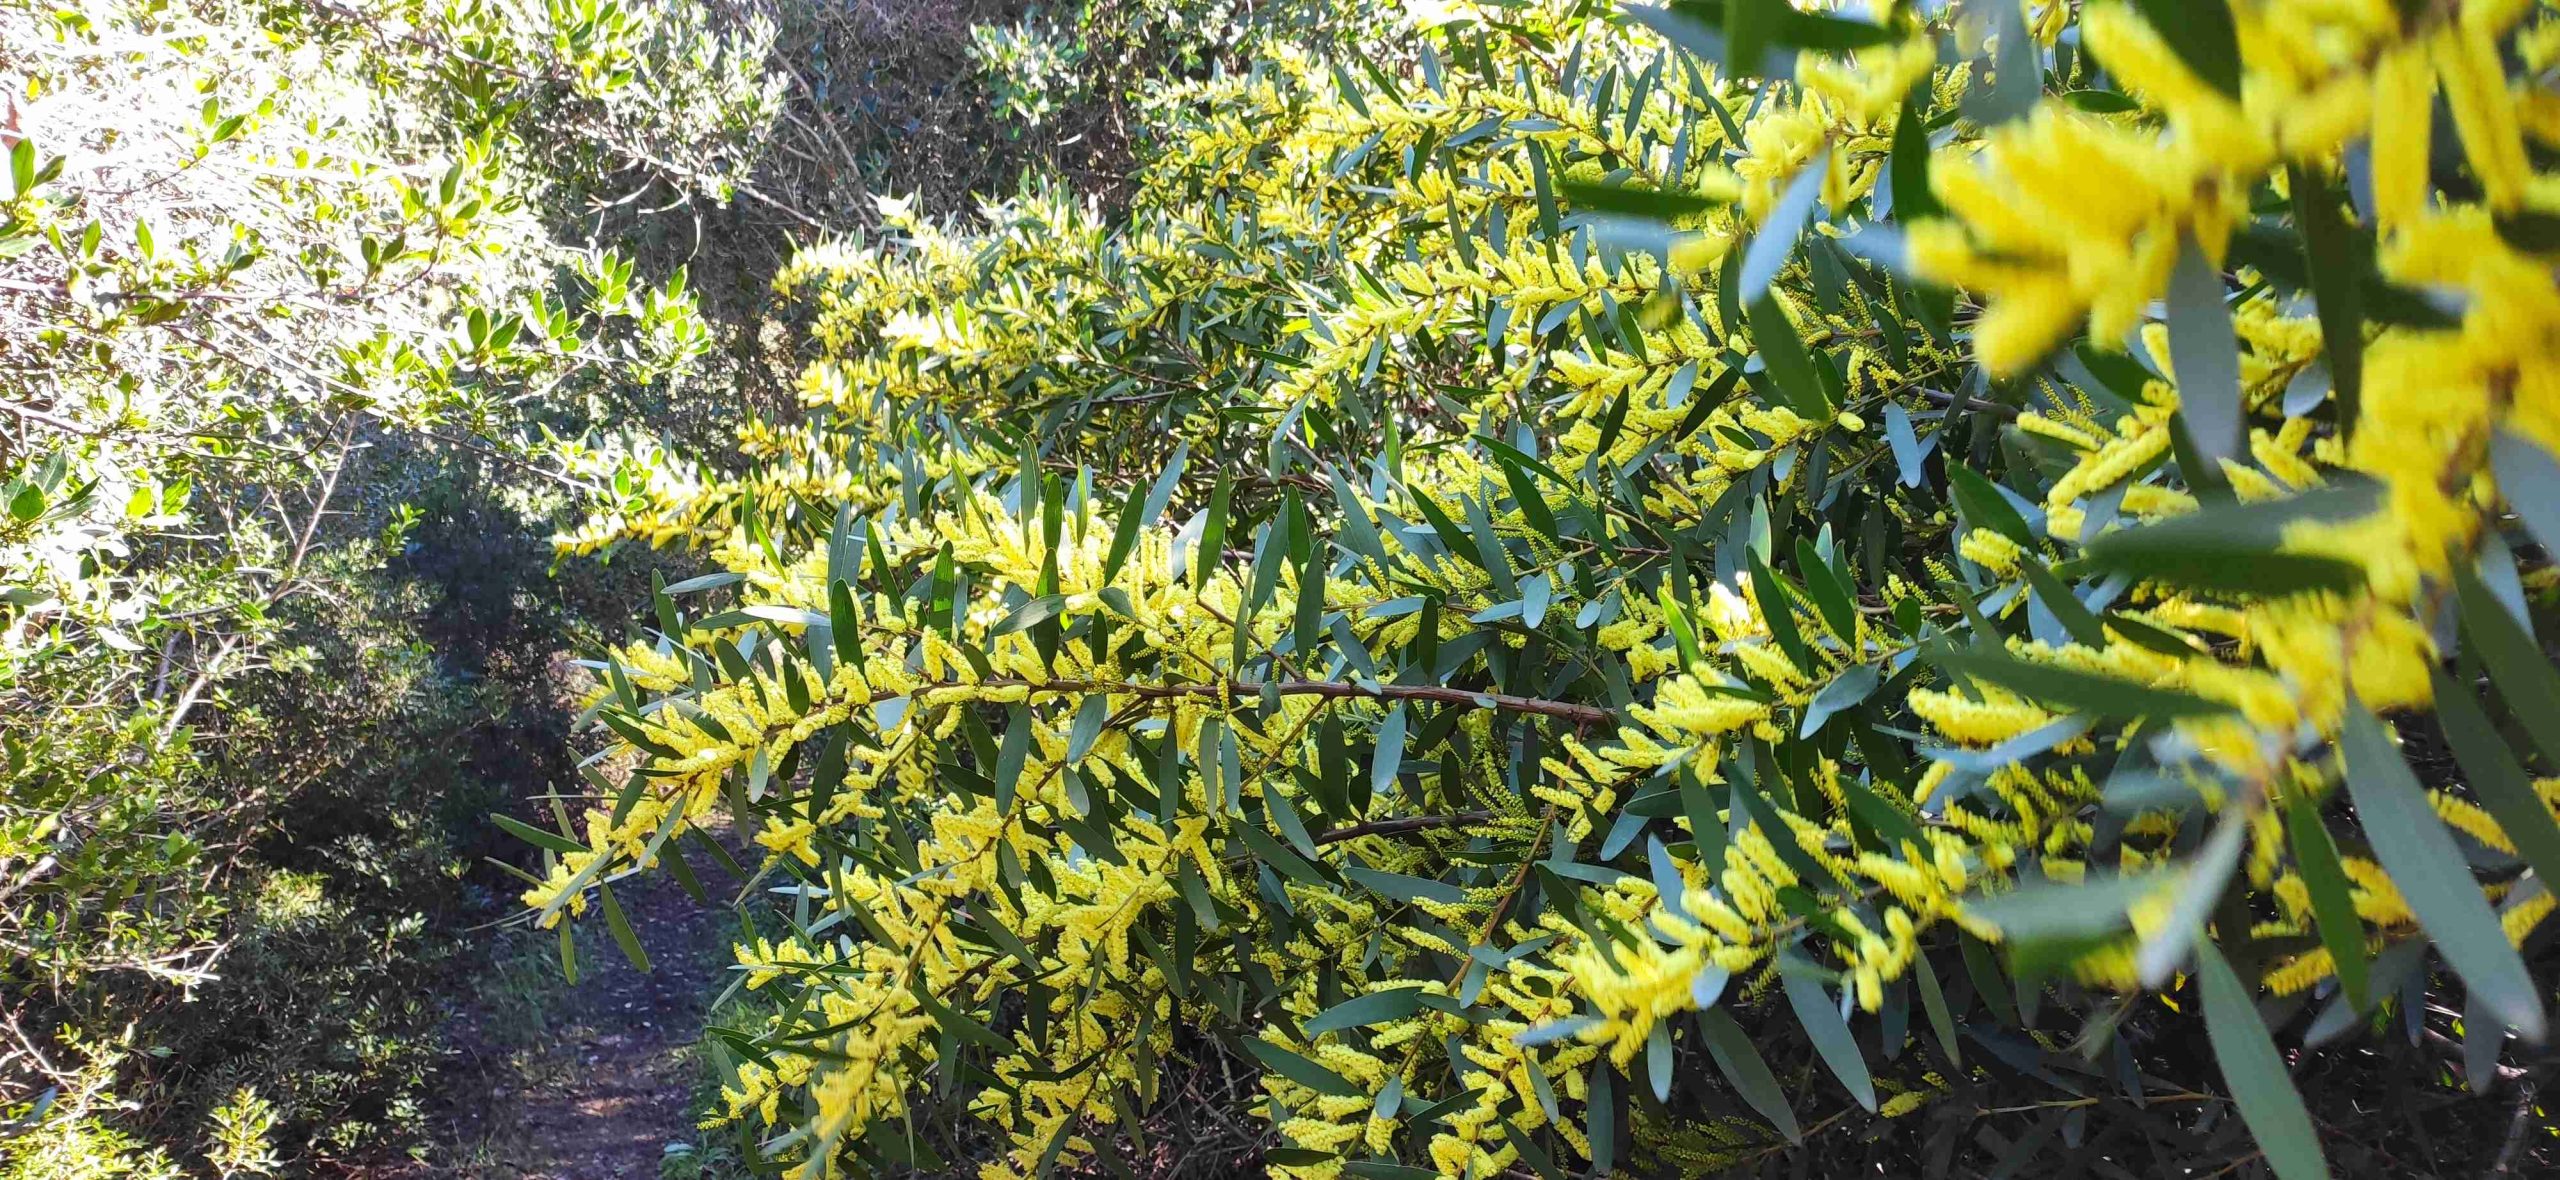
[[0, 0, 779, 1167], [526, 1, 2560, 1177]]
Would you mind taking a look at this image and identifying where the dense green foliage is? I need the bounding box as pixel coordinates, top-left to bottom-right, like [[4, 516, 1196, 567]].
[[0, 0, 773, 1168], [12, 0, 2560, 1177], [528, 1, 2560, 1178], [0, 0, 1340, 1171]]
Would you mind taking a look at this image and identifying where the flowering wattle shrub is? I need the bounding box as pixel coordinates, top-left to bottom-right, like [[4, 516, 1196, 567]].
[[523, 1, 2560, 1176]]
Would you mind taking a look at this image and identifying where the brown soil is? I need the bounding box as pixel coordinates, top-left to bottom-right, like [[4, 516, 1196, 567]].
[[422, 840, 744, 1180]]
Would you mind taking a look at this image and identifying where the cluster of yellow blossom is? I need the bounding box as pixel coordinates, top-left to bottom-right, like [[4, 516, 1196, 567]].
[[516, 0, 2560, 1176]]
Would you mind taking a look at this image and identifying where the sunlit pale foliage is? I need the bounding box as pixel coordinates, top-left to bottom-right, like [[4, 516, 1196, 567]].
[[528, 1, 2560, 1177], [0, 0, 777, 1164]]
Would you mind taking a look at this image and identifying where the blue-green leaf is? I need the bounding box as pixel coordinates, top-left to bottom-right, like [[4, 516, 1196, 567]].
[[1245, 1038, 1365, 1098], [1783, 971, 1876, 1112], [1305, 987, 1429, 1036], [2165, 234, 2242, 466], [2196, 940, 2329, 1180], [1739, 149, 1828, 301], [1696, 1007, 1799, 1142], [2339, 706, 2544, 1040], [2493, 429, 2560, 558]]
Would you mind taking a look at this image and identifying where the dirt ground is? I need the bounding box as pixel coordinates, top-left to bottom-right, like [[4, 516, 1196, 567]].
[[418, 837, 747, 1180]]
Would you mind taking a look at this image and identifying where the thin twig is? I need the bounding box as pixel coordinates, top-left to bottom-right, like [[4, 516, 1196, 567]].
[[944, 676, 1617, 727]]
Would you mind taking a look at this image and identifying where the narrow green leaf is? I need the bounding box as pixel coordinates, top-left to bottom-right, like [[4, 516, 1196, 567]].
[[1954, 934, 2014, 1028], [1237, 819, 1328, 886], [597, 881, 653, 974], [2166, 234, 2243, 466], [1329, 469, 1390, 570], [1792, 537, 1859, 641], [663, 571, 742, 595], [2061, 89, 2141, 113], [1888, 85, 1939, 222], [1462, 493, 1518, 598], [2019, 556, 2109, 648], [1740, 150, 1828, 301], [2133, 807, 2248, 986], [1748, 551, 1814, 674], [2433, 668, 2560, 896], [1884, 402, 1927, 487], [1587, 1057, 1615, 1175], [1295, 550, 1326, 664], [995, 703, 1032, 815], [828, 579, 863, 670], [2492, 430, 2560, 558], [1800, 664, 1879, 738], [1266, 788, 1321, 860], [493, 812, 585, 856], [1783, 972, 1877, 1112], [1930, 646, 2230, 719], [1103, 478, 1148, 584], [2080, 482, 2374, 596], [1773, 5, 1898, 51], [1646, 1017, 1672, 1101], [1316, 709, 1351, 820], [1948, 464, 2035, 548], [1195, 471, 1232, 588], [1965, 0, 2040, 126], [1914, 954, 1961, 1066], [1647, 834, 1690, 922], [1305, 987, 1429, 1035], [2284, 792, 2368, 1011], [1345, 1164, 1438, 1180], [2455, 563, 2560, 772], [660, 843, 706, 904], [1696, 1007, 1800, 1143], [977, 593, 1059, 639], [1496, 455, 1559, 541], [1964, 869, 2166, 943], [1513, 1016, 1603, 1046], [912, 984, 1015, 1054], [1725, 0, 1782, 78], [1139, 442, 1189, 525], [2464, 991, 2507, 1095], [1371, 705, 1407, 800], [2288, 164, 2363, 434], [1499, 1122, 1565, 1180], [2195, 940, 2330, 1180], [1067, 692, 1109, 763], [1244, 1038, 1365, 1098], [1560, 180, 1731, 220], [1748, 293, 1831, 417], [2339, 705, 2544, 1039], [2104, 612, 2203, 657]]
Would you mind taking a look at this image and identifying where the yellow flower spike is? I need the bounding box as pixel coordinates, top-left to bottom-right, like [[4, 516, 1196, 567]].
[[2369, 45, 2437, 235], [467, 5, 2560, 1174]]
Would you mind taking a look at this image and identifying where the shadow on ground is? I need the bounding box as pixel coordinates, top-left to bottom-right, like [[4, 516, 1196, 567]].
[[397, 824, 747, 1180]]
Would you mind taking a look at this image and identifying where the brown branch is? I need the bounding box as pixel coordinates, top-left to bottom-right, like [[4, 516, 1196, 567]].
[[0, 397, 100, 437], [1914, 385, 2022, 420], [952, 677, 1616, 727]]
